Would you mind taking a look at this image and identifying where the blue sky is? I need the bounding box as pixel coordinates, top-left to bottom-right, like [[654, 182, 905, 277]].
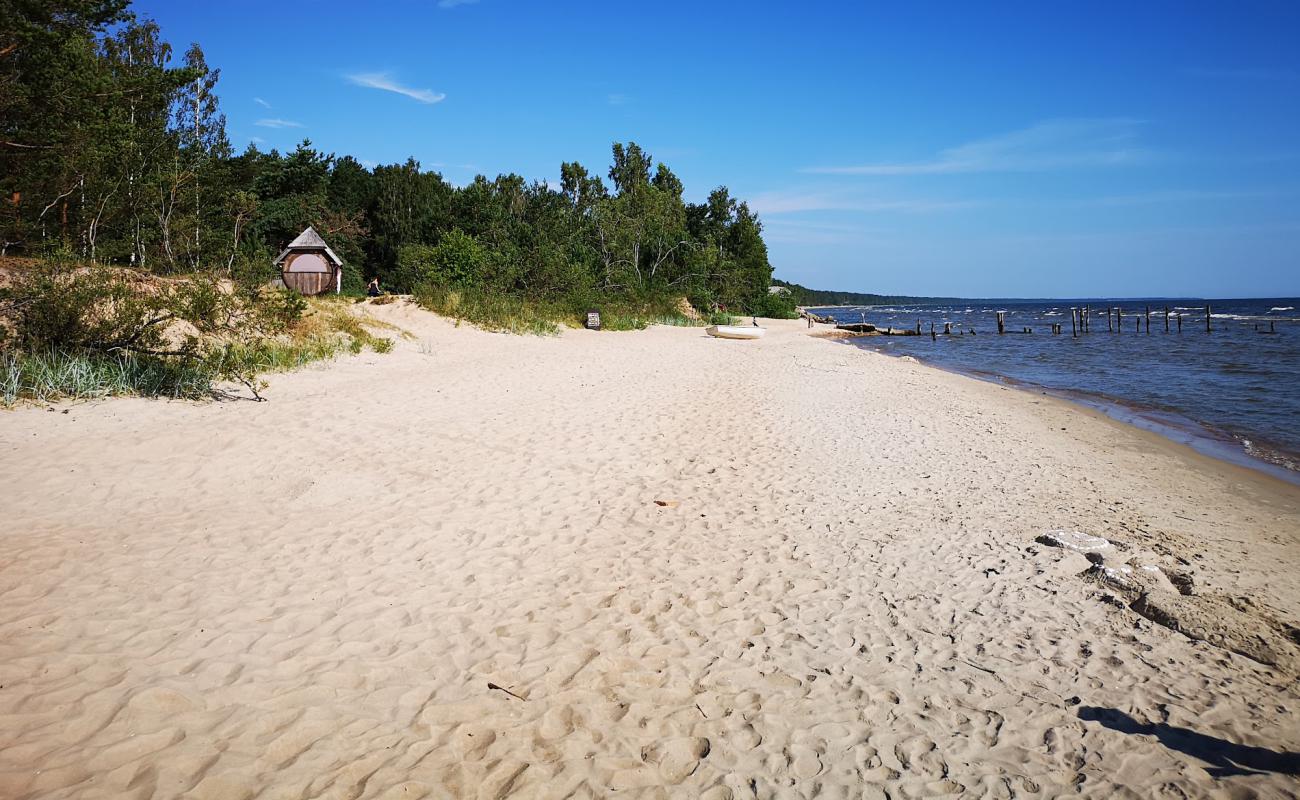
[[137, 0, 1299, 298]]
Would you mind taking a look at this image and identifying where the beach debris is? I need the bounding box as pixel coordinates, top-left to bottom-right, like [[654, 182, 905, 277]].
[[1094, 564, 1134, 589], [487, 682, 526, 700], [1035, 529, 1111, 553], [654, 499, 679, 508]]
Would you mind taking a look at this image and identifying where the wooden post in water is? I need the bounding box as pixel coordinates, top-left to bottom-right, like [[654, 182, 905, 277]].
[[997, 312, 1006, 334], [1117, 307, 1123, 332], [1206, 305, 1211, 333], [1177, 313, 1182, 333], [1135, 316, 1140, 334], [930, 322, 936, 341], [1070, 308, 1077, 337], [916, 320, 922, 335], [1271, 320, 1276, 334], [944, 322, 952, 335], [1145, 305, 1150, 334], [1164, 306, 1170, 333], [1107, 308, 1113, 332]]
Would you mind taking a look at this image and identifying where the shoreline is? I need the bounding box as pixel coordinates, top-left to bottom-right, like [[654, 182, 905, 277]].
[[835, 337, 1300, 488], [1, 309, 1297, 798]]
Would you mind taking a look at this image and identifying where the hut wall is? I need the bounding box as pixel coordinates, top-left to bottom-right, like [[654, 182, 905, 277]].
[[281, 251, 338, 296]]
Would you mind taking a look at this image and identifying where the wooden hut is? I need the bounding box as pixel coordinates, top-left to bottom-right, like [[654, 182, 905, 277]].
[[274, 227, 343, 295]]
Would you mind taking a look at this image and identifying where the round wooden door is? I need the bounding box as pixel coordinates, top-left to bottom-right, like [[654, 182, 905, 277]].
[[282, 252, 333, 295]]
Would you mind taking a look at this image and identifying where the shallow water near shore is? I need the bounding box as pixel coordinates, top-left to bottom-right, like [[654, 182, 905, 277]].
[[811, 298, 1300, 483]]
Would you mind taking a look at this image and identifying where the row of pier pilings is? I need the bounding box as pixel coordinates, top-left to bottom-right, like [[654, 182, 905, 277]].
[[880, 304, 1231, 339], [1019, 305, 1219, 337]]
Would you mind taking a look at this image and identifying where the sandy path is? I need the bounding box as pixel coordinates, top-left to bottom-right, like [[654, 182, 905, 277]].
[[1, 305, 1298, 799]]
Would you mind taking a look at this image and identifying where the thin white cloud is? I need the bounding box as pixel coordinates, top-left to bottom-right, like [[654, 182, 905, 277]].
[[346, 72, 446, 104], [1089, 189, 1274, 206], [762, 219, 888, 246], [255, 118, 303, 128], [748, 189, 974, 215], [438, 0, 479, 8], [805, 118, 1152, 176], [253, 97, 272, 109]]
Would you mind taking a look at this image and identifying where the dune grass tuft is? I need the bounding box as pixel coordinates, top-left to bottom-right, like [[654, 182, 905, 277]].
[[1, 298, 398, 406]]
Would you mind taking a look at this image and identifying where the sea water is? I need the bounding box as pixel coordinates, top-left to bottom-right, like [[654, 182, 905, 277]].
[[810, 299, 1300, 483]]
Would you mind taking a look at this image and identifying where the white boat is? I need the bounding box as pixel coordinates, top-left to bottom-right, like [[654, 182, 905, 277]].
[[706, 324, 765, 340]]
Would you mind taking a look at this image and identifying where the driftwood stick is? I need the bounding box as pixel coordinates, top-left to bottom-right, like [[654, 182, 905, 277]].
[[487, 682, 526, 700]]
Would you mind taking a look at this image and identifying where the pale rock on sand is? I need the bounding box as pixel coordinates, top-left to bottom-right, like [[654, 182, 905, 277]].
[[1, 302, 1298, 799]]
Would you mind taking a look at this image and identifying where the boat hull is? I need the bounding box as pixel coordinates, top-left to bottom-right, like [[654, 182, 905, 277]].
[[706, 325, 765, 340]]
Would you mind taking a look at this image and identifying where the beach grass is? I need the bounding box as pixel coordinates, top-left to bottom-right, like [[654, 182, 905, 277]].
[[0, 348, 215, 403], [412, 283, 738, 334], [413, 285, 564, 336], [0, 299, 396, 405]]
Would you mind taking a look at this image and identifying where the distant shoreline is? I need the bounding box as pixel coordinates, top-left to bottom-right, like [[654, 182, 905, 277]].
[[809, 298, 1300, 488], [838, 336, 1300, 488]]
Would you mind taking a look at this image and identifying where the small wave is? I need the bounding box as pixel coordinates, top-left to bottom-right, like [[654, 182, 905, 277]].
[[1242, 438, 1300, 473], [1271, 306, 1295, 312]]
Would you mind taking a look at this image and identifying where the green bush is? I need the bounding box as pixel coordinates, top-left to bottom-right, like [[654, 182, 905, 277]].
[[340, 265, 367, 296], [752, 289, 799, 319], [396, 230, 488, 291], [0, 263, 308, 357]]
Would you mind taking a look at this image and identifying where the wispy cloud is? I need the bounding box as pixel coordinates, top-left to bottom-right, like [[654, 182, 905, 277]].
[[249, 136, 266, 144], [1186, 66, 1298, 81], [437, 0, 478, 8], [1088, 188, 1274, 206], [761, 219, 888, 246], [346, 72, 446, 104], [805, 118, 1152, 176], [607, 93, 629, 106], [255, 118, 303, 128], [253, 97, 272, 109], [748, 189, 974, 215]]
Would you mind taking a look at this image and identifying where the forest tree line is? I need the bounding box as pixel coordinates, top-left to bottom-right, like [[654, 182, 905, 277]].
[[770, 279, 955, 308], [1, 0, 793, 318]]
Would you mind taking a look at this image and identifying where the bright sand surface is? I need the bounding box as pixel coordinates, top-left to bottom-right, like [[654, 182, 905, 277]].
[[2, 304, 1298, 799]]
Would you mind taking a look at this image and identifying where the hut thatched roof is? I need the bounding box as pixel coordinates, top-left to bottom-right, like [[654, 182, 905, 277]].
[[273, 226, 343, 267]]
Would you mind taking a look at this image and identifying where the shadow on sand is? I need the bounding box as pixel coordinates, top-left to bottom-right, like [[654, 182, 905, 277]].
[[1078, 706, 1300, 778]]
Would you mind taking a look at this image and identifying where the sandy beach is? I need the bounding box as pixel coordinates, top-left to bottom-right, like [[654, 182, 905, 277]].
[[2, 303, 1298, 799]]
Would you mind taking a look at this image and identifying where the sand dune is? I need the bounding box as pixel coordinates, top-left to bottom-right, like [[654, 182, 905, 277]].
[[1, 303, 1297, 799]]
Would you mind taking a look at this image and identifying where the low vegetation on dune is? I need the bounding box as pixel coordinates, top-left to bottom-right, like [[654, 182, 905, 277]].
[[0, 260, 395, 404], [413, 284, 739, 336]]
